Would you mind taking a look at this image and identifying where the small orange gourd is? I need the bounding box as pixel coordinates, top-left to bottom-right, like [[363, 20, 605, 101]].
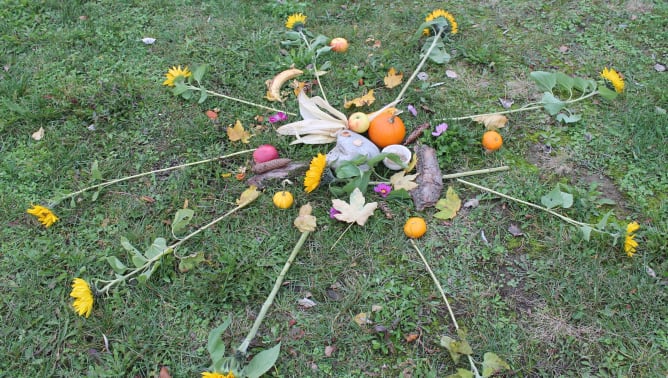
[[403, 217, 427, 238], [482, 130, 503, 152], [272, 191, 294, 209], [368, 109, 406, 148]]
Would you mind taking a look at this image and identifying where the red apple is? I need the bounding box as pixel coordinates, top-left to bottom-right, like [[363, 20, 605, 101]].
[[253, 144, 279, 163], [348, 112, 370, 133], [330, 37, 349, 53]]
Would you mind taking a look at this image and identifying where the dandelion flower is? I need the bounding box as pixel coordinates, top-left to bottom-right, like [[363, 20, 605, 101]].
[[624, 221, 640, 257], [304, 153, 326, 193], [423, 9, 458, 36], [202, 372, 235, 378], [163, 65, 191, 87], [70, 278, 94, 318], [285, 13, 307, 31], [373, 183, 392, 198], [600, 67, 625, 94], [26, 204, 59, 228]]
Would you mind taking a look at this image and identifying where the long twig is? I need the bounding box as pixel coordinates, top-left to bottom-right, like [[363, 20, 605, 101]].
[[54, 149, 255, 205], [409, 239, 481, 377], [185, 86, 297, 116], [237, 230, 311, 355], [394, 28, 445, 104]]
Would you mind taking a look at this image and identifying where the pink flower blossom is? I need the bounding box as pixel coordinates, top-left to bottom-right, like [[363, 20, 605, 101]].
[[329, 207, 341, 219], [432, 123, 448, 136], [268, 112, 288, 123], [373, 183, 392, 198], [407, 104, 417, 117]]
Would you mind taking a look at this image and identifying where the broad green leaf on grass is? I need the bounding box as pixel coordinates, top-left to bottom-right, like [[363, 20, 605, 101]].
[[178, 251, 205, 272], [121, 237, 148, 267], [439, 335, 472, 363], [596, 211, 613, 230], [192, 64, 207, 83], [580, 225, 592, 241], [136, 260, 160, 283], [107, 256, 127, 274], [597, 85, 619, 101], [91, 189, 101, 202], [315, 45, 332, 58], [573, 77, 596, 93], [335, 163, 362, 179], [243, 342, 281, 378], [145, 237, 167, 260], [541, 187, 573, 209], [208, 317, 231, 366], [310, 35, 328, 50], [530, 71, 556, 92], [198, 89, 208, 104], [541, 92, 566, 115], [172, 208, 195, 235], [555, 72, 574, 91], [421, 37, 450, 64], [556, 113, 582, 123], [434, 186, 462, 220], [91, 160, 102, 181], [446, 369, 474, 378], [173, 81, 190, 95], [482, 352, 510, 377]]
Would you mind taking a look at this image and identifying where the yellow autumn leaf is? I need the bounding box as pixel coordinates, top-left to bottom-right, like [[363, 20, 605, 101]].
[[434, 186, 461, 220], [290, 79, 306, 97], [227, 120, 252, 143], [384, 67, 403, 89], [472, 114, 508, 129], [353, 312, 372, 327], [390, 171, 418, 191], [294, 203, 317, 232], [236, 185, 260, 207], [344, 89, 375, 109]]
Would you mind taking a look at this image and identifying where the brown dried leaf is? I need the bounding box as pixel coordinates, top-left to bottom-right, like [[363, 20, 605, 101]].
[[227, 120, 252, 143], [298, 297, 317, 308], [508, 223, 524, 237], [344, 89, 375, 109], [473, 114, 508, 129], [353, 312, 372, 326], [159, 366, 172, 378], [324, 345, 336, 357], [294, 203, 317, 232], [31, 127, 45, 141]]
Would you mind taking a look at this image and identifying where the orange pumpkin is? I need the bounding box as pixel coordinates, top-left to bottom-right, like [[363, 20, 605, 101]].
[[482, 130, 503, 152], [368, 109, 406, 148], [403, 217, 427, 238]]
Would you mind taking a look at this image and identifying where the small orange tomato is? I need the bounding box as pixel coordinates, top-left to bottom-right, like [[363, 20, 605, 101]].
[[404, 217, 427, 238]]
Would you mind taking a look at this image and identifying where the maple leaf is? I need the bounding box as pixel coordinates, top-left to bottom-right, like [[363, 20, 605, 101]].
[[331, 188, 377, 226], [227, 120, 252, 143], [236, 185, 260, 207], [384, 67, 403, 89], [434, 186, 461, 220], [472, 114, 508, 129], [294, 203, 317, 232], [344, 89, 375, 109], [390, 171, 418, 191]]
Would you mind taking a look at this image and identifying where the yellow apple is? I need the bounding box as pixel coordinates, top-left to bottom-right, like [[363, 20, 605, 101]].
[[348, 112, 370, 133], [330, 37, 349, 53]]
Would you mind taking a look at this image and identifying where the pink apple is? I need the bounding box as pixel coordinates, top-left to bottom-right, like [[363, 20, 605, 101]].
[[253, 144, 279, 163], [330, 37, 349, 53], [348, 112, 370, 133]]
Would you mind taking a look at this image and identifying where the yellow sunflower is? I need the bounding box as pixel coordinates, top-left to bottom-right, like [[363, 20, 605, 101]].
[[285, 13, 307, 31], [162, 65, 192, 87], [304, 153, 326, 193], [623, 221, 640, 257], [26, 204, 59, 228], [600, 67, 625, 94], [70, 278, 94, 318], [202, 372, 235, 378], [423, 9, 458, 36]]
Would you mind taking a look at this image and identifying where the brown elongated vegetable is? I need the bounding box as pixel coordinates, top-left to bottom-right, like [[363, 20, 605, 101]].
[[252, 158, 292, 174]]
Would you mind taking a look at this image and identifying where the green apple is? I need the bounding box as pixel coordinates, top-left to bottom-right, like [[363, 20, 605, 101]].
[[348, 112, 370, 133]]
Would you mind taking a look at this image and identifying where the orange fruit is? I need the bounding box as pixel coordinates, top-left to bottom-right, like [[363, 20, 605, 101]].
[[403, 217, 427, 239], [482, 130, 503, 152], [368, 109, 406, 148]]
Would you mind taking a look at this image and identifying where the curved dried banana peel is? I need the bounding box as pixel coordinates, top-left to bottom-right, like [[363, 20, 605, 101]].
[[265, 68, 303, 102]]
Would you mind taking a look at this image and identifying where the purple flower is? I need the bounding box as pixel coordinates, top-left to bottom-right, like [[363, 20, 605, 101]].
[[407, 104, 417, 117], [417, 72, 428, 81], [268, 112, 288, 124], [432, 123, 448, 137], [329, 207, 341, 219], [373, 183, 392, 198]]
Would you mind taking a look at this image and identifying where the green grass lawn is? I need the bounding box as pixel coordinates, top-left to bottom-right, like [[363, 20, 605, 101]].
[[1, 0, 667, 376]]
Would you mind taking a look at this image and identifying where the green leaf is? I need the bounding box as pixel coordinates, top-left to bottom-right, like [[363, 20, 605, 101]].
[[541, 187, 573, 209], [91, 160, 102, 181], [132, 254, 148, 268], [120, 236, 145, 265], [178, 251, 206, 272], [446, 369, 475, 378], [242, 342, 281, 378], [580, 225, 592, 241], [284, 31, 301, 40], [556, 113, 581, 123], [439, 335, 472, 363], [434, 186, 461, 220], [145, 237, 168, 260], [555, 72, 574, 91], [315, 45, 332, 57], [192, 64, 207, 83], [198, 89, 208, 104], [530, 71, 557, 92], [540, 92, 566, 115], [573, 77, 595, 93], [310, 35, 328, 50], [91, 189, 100, 202], [596, 211, 612, 230], [335, 163, 361, 179], [107, 256, 128, 274], [386, 188, 410, 200], [208, 318, 231, 366], [172, 209, 195, 235], [482, 352, 510, 377], [173, 82, 189, 95], [597, 85, 618, 101]]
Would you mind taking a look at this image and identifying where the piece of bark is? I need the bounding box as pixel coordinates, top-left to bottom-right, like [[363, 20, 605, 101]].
[[410, 145, 443, 210], [252, 158, 291, 174], [247, 162, 307, 189], [403, 122, 430, 146]]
